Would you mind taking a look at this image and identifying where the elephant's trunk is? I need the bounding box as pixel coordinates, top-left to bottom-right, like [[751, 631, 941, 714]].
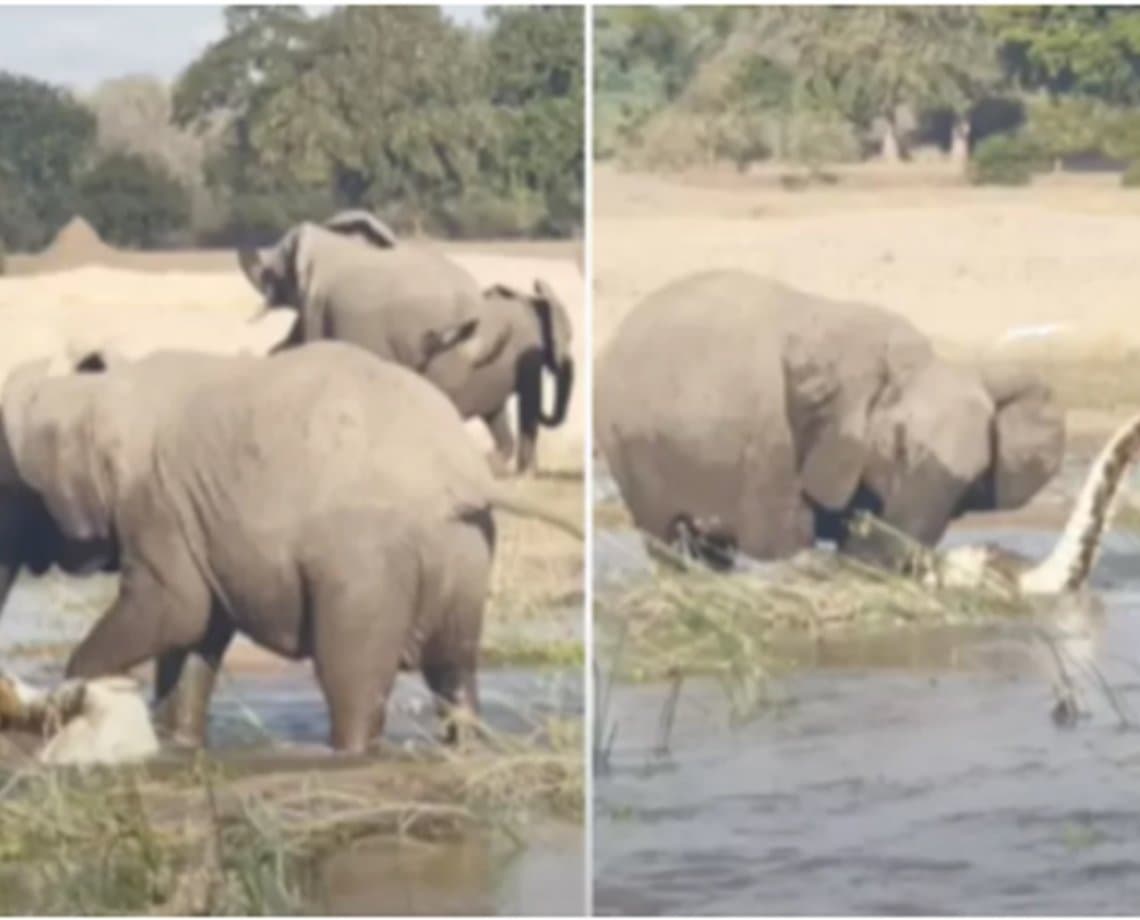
[[538, 357, 574, 427]]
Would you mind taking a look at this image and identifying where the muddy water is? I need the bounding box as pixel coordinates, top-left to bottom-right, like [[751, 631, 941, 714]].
[[0, 577, 584, 917], [594, 526, 1140, 915]]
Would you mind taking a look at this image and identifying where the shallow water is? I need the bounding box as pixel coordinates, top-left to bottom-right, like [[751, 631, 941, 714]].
[[0, 577, 584, 917], [594, 525, 1140, 915]]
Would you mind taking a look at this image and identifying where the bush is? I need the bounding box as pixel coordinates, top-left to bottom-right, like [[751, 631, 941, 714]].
[[969, 133, 1050, 186], [78, 151, 190, 248], [1121, 161, 1140, 187], [441, 187, 548, 239]]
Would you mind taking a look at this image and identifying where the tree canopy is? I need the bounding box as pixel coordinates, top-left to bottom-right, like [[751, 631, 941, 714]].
[[598, 5, 1140, 174], [0, 5, 583, 255]]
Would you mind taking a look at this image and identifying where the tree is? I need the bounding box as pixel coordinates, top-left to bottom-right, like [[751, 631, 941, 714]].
[[594, 7, 728, 158], [483, 6, 584, 235], [78, 151, 191, 248], [88, 76, 205, 189], [793, 8, 1001, 163], [987, 6, 1140, 105], [0, 72, 96, 250], [173, 6, 316, 240]]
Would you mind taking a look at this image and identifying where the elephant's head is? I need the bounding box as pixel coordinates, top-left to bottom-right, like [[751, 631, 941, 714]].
[[237, 209, 399, 312], [1, 356, 124, 545], [800, 353, 1064, 562], [484, 279, 575, 427], [0, 354, 123, 578]]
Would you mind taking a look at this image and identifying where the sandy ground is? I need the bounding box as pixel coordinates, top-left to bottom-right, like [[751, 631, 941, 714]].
[[594, 164, 1140, 362], [0, 237, 585, 472]]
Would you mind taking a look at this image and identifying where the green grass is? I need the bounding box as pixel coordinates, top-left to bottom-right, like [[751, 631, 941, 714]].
[[595, 525, 1030, 720], [0, 717, 582, 915]]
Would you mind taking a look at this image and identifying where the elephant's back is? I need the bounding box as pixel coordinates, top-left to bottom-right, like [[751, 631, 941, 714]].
[[173, 343, 492, 523], [321, 247, 483, 368], [596, 271, 791, 541]]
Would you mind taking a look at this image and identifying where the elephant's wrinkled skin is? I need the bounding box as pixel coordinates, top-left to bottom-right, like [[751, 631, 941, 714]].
[[0, 343, 512, 753], [238, 211, 574, 474], [595, 271, 1065, 566]]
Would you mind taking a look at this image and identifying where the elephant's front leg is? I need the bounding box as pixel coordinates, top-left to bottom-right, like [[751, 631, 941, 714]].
[[66, 553, 212, 683], [483, 406, 516, 479], [153, 608, 235, 749]]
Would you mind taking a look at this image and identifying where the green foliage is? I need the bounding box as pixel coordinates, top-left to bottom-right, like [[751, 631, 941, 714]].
[[600, 7, 1001, 168], [482, 6, 584, 236], [796, 7, 1001, 132], [969, 132, 1050, 186], [1121, 160, 1140, 187], [174, 5, 581, 241], [594, 7, 726, 159], [0, 72, 96, 250], [986, 7, 1140, 104], [1025, 95, 1114, 161], [77, 151, 191, 249]]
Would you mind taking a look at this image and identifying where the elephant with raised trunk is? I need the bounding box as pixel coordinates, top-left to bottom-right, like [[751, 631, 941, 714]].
[[238, 211, 575, 474], [0, 342, 580, 753], [596, 270, 1065, 568]]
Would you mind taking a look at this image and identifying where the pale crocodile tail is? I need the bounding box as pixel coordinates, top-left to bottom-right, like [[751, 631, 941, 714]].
[[1019, 410, 1140, 595]]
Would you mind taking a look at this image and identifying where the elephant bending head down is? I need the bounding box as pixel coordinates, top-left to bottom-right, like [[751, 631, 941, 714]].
[[236, 209, 486, 373], [595, 270, 1064, 568]]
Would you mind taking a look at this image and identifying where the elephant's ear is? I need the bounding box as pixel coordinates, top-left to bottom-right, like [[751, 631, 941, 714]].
[[323, 210, 398, 249], [237, 247, 268, 294], [1, 364, 116, 542], [787, 335, 880, 512], [982, 364, 1065, 508], [532, 279, 573, 363], [800, 399, 872, 511]]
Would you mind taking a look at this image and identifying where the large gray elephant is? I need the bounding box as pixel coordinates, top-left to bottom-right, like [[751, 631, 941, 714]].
[[0, 342, 580, 753], [237, 211, 574, 474], [595, 271, 1065, 567]]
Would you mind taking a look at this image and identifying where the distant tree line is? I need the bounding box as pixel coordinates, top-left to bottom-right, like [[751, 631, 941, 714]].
[[0, 4, 583, 255], [596, 6, 1140, 184]]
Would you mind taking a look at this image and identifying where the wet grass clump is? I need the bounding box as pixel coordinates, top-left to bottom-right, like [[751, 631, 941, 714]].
[[0, 717, 582, 915], [595, 528, 1030, 718]]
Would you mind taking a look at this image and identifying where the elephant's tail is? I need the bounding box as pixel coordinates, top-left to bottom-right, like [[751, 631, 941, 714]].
[[1019, 409, 1140, 595], [486, 490, 584, 541]]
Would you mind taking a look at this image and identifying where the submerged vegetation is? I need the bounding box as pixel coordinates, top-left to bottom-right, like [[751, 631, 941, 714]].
[[595, 519, 1034, 720]]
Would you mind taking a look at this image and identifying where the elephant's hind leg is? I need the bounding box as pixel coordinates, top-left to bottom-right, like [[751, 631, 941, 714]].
[[420, 516, 492, 744], [307, 522, 420, 754]]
